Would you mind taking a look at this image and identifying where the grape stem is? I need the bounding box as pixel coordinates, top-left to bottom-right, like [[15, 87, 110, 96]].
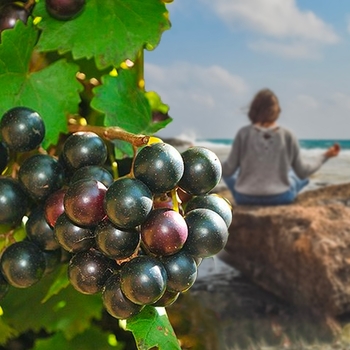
[[67, 124, 150, 147], [0, 229, 16, 254], [24, 0, 36, 11]]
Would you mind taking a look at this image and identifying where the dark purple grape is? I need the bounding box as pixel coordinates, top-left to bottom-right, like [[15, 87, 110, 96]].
[[70, 165, 114, 188], [184, 194, 232, 227], [64, 179, 107, 227], [104, 177, 153, 229], [26, 207, 61, 251], [0, 107, 45, 152], [133, 142, 184, 194], [44, 188, 67, 228], [54, 213, 95, 253], [68, 249, 114, 295], [183, 208, 228, 258], [0, 241, 46, 288], [141, 208, 188, 256], [0, 177, 28, 225], [102, 273, 144, 319], [0, 271, 9, 300], [95, 219, 140, 260], [161, 251, 197, 293], [179, 147, 222, 195], [18, 154, 64, 201], [0, 3, 29, 35], [45, 0, 85, 21], [120, 256, 167, 305], [153, 289, 179, 307], [42, 249, 61, 275], [0, 141, 9, 174], [62, 132, 107, 170]]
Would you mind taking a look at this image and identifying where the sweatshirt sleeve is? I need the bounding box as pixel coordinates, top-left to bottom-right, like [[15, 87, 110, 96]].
[[221, 132, 241, 178], [289, 133, 328, 179]]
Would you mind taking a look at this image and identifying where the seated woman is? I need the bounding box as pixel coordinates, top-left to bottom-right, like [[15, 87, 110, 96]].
[[222, 88, 340, 205]]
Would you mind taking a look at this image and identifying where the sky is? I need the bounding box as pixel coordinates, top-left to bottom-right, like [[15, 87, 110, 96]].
[[144, 0, 350, 140]]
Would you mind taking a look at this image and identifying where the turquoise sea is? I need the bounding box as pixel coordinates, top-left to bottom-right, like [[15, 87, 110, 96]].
[[201, 138, 350, 150], [193, 139, 350, 191]]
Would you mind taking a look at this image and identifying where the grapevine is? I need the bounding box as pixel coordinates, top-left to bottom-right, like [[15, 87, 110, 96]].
[[0, 0, 232, 349]]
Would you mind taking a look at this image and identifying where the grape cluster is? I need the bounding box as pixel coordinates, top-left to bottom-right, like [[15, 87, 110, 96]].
[[0, 106, 232, 320]]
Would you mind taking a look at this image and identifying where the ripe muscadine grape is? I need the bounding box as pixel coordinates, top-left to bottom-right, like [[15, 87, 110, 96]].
[[0, 106, 45, 152], [0, 3, 30, 35], [64, 179, 107, 227], [179, 146, 222, 195], [120, 256, 167, 305], [161, 251, 197, 293], [141, 208, 188, 256], [104, 177, 153, 229], [70, 165, 114, 188], [153, 289, 179, 308], [183, 208, 229, 258], [26, 207, 61, 251], [54, 213, 95, 253], [18, 154, 64, 201], [0, 177, 28, 225], [102, 273, 144, 320], [184, 193, 232, 227], [133, 142, 184, 194], [62, 132, 107, 170], [0, 241, 46, 288], [45, 0, 86, 21], [68, 249, 114, 295], [95, 219, 140, 260], [44, 188, 67, 228]]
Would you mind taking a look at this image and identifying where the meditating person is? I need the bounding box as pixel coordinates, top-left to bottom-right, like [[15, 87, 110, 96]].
[[222, 88, 340, 205]]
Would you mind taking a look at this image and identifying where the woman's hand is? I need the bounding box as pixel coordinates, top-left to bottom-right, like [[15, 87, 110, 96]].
[[324, 143, 341, 158]]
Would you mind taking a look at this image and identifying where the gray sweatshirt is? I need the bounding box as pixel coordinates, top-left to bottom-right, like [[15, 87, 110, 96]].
[[221, 124, 328, 196]]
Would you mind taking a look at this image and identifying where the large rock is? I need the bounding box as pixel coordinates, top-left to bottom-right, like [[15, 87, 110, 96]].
[[218, 183, 350, 316]]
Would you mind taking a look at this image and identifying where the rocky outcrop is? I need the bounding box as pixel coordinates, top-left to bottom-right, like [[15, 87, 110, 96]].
[[218, 183, 350, 316]]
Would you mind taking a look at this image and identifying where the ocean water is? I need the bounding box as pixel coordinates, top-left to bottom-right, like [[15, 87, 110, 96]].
[[194, 138, 350, 191]]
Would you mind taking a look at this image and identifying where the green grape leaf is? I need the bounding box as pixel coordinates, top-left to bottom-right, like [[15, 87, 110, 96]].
[[34, 0, 171, 70], [91, 69, 152, 134], [125, 306, 180, 350], [41, 264, 70, 303], [143, 117, 172, 135], [145, 91, 169, 114], [0, 20, 82, 148], [34, 327, 123, 350], [92, 69, 170, 137], [0, 269, 103, 340], [0, 317, 18, 345]]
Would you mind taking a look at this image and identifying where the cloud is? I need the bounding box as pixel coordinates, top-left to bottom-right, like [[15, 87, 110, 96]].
[[249, 39, 322, 59], [145, 62, 248, 104], [281, 91, 350, 139], [199, 0, 339, 58], [295, 94, 319, 109], [144, 62, 250, 138]]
